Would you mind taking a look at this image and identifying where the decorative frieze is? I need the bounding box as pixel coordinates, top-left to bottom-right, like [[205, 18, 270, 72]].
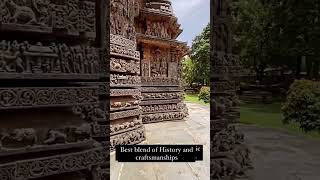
[[111, 58, 140, 74], [0, 40, 100, 79], [0, 0, 95, 36], [141, 77, 180, 86], [142, 92, 183, 100], [145, 20, 172, 39], [110, 126, 145, 151], [145, 1, 173, 15], [111, 118, 142, 135], [140, 99, 181, 106], [110, 44, 140, 60], [110, 109, 141, 120], [110, 100, 139, 111], [0, 147, 107, 180], [110, 74, 141, 87], [0, 87, 99, 109], [141, 103, 186, 114], [141, 111, 187, 124], [110, 89, 141, 97], [110, 34, 136, 49], [0, 125, 92, 153], [141, 87, 183, 93]]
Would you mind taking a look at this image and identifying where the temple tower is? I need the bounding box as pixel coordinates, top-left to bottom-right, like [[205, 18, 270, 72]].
[[135, 0, 189, 124]]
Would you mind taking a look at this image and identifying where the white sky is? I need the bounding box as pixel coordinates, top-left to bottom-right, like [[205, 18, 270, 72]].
[[171, 0, 210, 46]]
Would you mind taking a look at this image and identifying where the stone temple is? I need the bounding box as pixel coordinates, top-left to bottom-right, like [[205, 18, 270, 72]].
[[136, 0, 189, 124], [0, 0, 109, 179], [110, 0, 189, 150]]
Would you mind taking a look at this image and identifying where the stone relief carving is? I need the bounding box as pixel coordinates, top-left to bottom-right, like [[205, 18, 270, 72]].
[[141, 77, 180, 86], [145, 20, 171, 39], [0, 40, 100, 78], [110, 0, 137, 40], [140, 99, 181, 106], [110, 58, 140, 74], [145, 1, 173, 15], [150, 49, 168, 77], [110, 108, 141, 120], [0, 125, 92, 151], [110, 118, 142, 135], [0, 87, 99, 109], [141, 103, 186, 114], [110, 89, 141, 97], [142, 92, 183, 100], [110, 43, 140, 60], [110, 127, 145, 151], [110, 74, 141, 87], [141, 111, 187, 123], [211, 0, 251, 179], [141, 87, 183, 93], [111, 100, 139, 111], [0, 147, 107, 180], [0, 0, 95, 36], [110, 34, 136, 50]]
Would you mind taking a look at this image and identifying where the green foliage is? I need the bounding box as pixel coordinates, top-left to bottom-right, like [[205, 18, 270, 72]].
[[182, 56, 196, 86], [282, 80, 320, 132], [189, 24, 210, 85], [233, 0, 320, 78], [198, 86, 210, 103]]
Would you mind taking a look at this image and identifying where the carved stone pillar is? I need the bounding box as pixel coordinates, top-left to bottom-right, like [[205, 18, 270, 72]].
[[211, 0, 251, 179], [110, 0, 146, 151]]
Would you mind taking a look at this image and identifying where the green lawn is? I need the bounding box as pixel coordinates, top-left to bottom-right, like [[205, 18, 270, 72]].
[[184, 93, 210, 106], [240, 102, 320, 139]]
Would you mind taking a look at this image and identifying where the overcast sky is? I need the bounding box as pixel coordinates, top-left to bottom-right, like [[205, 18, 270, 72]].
[[171, 0, 210, 47]]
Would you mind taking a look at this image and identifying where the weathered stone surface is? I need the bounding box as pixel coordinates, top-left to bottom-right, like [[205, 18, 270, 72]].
[[211, 0, 251, 179], [136, 0, 189, 124], [110, 0, 146, 151], [0, 0, 109, 179]]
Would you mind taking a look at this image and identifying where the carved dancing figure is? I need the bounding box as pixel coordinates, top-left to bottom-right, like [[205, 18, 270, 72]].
[[59, 44, 71, 73]]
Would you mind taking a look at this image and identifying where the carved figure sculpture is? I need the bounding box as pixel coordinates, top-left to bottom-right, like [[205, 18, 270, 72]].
[[6, 0, 37, 24]]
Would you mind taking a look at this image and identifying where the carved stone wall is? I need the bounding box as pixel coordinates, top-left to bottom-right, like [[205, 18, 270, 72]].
[[135, 0, 188, 124], [0, 0, 108, 179], [110, 0, 146, 151], [211, 0, 251, 179]]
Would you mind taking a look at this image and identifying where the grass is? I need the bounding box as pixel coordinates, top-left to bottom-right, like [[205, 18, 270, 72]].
[[240, 102, 320, 139], [184, 93, 210, 106]]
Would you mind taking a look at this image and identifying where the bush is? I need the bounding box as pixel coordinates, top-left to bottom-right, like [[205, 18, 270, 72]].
[[282, 80, 320, 132], [198, 86, 210, 103]]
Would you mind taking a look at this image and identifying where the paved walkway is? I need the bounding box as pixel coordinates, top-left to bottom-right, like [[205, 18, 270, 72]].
[[110, 103, 210, 180], [238, 125, 320, 180]]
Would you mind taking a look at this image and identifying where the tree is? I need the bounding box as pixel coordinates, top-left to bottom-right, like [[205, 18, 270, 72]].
[[190, 23, 210, 85], [233, 0, 320, 79], [182, 56, 196, 86]]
